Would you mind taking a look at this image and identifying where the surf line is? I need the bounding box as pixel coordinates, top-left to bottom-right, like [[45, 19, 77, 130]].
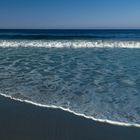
[[0, 92, 140, 128], [1, 40, 140, 48]]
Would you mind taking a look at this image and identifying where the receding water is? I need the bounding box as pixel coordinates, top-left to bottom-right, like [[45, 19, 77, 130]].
[[1, 29, 140, 126], [0, 39, 140, 126]]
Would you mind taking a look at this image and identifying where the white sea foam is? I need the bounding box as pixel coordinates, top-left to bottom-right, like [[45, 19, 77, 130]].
[[0, 40, 140, 48], [0, 92, 140, 128], [1, 40, 140, 128]]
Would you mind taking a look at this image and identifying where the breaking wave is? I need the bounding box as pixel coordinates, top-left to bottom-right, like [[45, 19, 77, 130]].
[[0, 40, 140, 48], [1, 39, 140, 128]]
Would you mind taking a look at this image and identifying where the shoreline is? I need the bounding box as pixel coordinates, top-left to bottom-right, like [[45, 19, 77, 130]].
[[1, 93, 140, 128], [0, 94, 140, 140]]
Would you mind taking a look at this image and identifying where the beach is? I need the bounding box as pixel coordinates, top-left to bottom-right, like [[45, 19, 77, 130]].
[[0, 95, 140, 140], [1, 29, 140, 140], [0, 0, 140, 137]]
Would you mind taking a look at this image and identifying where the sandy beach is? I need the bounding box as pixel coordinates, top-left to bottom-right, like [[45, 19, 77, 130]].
[[0, 95, 140, 140]]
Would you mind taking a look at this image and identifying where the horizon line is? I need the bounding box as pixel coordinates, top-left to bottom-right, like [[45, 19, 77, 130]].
[[1, 28, 140, 30]]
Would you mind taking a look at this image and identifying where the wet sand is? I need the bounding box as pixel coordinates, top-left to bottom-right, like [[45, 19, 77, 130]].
[[0, 95, 140, 140]]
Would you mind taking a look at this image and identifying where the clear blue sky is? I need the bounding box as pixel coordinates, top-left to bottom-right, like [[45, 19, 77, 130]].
[[0, 0, 140, 29]]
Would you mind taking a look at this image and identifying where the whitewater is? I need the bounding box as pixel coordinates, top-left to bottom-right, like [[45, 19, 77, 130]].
[[1, 39, 140, 127], [1, 40, 140, 48]]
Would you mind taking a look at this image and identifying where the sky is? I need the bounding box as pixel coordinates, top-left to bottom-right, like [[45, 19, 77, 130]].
[[0, 0, 140, 29]]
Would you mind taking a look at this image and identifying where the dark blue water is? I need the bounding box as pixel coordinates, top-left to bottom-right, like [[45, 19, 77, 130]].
[[0, 29, 140, 40], [1, 29, 140, 126]]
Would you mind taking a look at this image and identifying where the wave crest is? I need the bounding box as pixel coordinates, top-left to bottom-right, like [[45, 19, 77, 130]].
[[1, 40, 140, 128], [0, 40, 140, 48]]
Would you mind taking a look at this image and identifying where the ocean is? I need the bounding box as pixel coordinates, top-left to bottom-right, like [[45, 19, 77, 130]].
[[0, 29, 140, 127]]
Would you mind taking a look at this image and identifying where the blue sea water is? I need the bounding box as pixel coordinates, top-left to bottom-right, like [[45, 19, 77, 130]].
[[1, 29, 140, 126], [0, 29, 140, 40]]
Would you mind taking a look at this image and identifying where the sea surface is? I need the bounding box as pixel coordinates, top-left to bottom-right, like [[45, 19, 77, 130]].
[[1, 29, 140, 126]]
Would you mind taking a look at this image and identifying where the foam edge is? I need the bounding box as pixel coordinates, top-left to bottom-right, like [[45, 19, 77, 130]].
[[0, 92, 140, 128]]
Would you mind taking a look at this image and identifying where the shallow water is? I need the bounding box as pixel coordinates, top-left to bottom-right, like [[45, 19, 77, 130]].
[[0, 40, 140, 126]]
